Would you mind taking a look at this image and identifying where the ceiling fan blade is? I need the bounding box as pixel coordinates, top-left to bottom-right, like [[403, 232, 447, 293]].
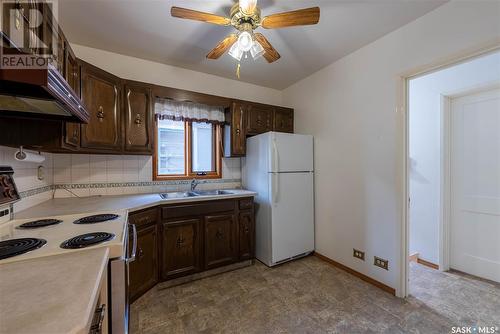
[[206, 34, 238, 60], [254, 33, 281, 63], [171, 6, 231, 26], [261, 7, 320, 29]]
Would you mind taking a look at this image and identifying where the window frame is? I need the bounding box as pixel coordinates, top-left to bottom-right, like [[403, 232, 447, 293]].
[[153, 119, 223, 180]]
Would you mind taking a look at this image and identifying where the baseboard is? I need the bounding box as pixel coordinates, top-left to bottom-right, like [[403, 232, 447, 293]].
[[408, 253, 419, 263], [416, 257, 439, 270], [313, 252, 396, 296]]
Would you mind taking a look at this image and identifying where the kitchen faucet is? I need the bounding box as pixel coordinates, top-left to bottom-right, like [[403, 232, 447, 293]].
[[190, 179, 200, 191]]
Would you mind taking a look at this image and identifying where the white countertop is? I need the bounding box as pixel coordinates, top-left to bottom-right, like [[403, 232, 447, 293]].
[[14, 189, 256, 219], [0, 248, 109, 334]]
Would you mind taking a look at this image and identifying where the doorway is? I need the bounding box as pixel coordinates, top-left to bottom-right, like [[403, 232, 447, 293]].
[[407, 50, 500, 292]]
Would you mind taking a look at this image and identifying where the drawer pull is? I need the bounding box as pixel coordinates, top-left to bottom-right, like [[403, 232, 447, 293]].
[[176, 236, 185, 247], [97, 106, 105, 122], [134, 114, 142, 125]]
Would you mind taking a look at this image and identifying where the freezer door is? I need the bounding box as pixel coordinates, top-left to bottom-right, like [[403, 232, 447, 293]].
[[270, 172, 314, 264], [269, 132, 314, 172]]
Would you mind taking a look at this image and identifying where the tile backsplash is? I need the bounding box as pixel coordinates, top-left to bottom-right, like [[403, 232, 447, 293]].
[[0, 145, 242, 213]]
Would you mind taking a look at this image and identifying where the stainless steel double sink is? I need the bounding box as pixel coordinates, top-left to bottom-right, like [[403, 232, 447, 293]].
[[160, 190, 234, 199]]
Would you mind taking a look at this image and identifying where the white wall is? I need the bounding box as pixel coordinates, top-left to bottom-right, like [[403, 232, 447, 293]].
[[72, 44, 283, 106], [282, 0, 500, 295], [409, 51, 500, 264]]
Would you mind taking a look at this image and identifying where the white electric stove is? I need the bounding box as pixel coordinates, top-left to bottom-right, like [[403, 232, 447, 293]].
[[0, 211, 128, 264]]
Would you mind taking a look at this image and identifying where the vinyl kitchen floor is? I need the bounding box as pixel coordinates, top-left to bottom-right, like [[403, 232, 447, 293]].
[[130, 256, 500, 333]]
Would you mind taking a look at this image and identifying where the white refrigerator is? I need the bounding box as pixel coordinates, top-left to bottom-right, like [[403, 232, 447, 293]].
[[243, 132, 314, 267]]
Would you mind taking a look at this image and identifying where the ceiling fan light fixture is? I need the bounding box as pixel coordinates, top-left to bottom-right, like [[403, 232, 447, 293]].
[[237, 31, 253, 52], [239, 0, 257, 15], [229, 42, 243, 61], [250, 40, 265, 60]]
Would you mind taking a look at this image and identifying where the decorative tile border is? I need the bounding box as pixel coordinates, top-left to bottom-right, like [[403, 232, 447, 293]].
[[18, 179, 242, 198], [19, 185, 54, 198], [54, 178, 241, 190]]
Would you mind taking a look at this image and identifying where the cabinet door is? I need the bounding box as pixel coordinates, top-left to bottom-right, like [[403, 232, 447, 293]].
[[124, 83, 153, 153], [129, 224, 158, 302], [204, 214, 237, 269], [80, 63, 122, 151], [238, 210, 255, 260], [63, 49, 81, 149], [246, 104, 273, 135], [65, 45, 80, 96], [273, 108, 294, 133], [230, 102, 246, 156], [161, 219, 201, 280]]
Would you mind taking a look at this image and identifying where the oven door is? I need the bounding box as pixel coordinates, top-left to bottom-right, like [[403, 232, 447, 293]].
[[110, 223, 137, 334]]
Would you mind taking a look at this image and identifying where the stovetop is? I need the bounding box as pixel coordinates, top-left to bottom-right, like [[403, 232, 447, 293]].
[[0, 211, 127, 264]]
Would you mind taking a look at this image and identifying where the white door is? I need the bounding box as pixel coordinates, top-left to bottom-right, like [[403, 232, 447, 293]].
[[270, 172, 314, 264], [450, 88, 500, 282], [269, 133, 314, 173]]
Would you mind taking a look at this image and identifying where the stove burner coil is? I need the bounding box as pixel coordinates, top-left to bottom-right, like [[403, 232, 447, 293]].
[[18, 219, 63, 229], [0, 238, 47, 260], [73, 214, 119, 225], [60, 232, 115, 249]]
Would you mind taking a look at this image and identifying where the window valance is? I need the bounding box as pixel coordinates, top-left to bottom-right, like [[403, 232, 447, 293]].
[[155, 98, 225, 124]]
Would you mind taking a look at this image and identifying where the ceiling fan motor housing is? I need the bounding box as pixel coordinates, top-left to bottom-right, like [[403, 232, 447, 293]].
[[230, 3, 261, 30]]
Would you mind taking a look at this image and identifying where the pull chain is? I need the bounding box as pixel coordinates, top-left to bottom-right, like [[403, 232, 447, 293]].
[[236, 62, 241, 79]]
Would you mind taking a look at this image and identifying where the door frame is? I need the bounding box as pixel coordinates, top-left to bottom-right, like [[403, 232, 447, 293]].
[[399, 45, 500, 298]]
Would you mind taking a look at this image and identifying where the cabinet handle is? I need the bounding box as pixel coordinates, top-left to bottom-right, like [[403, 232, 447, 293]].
[[216, 229, 224, 239], [138, 247, 144, 259], [72, 129, 78, 140], [235, 128, 240, 135], [97, 106, 104, 122], [134, 114, 142, 125], [244, 226, 249, 234], [176, 236, 185, 248]]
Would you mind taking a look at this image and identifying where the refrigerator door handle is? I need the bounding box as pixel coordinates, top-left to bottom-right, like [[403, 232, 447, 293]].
[[272, 173, 279, 205], [272, 138, 279, 172]]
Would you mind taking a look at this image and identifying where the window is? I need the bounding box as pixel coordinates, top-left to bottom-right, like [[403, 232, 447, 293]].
[[155, 118, 222, 180]]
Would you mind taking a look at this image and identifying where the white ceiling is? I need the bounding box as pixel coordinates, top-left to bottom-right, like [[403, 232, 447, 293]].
[[58, 0, 446, 90]]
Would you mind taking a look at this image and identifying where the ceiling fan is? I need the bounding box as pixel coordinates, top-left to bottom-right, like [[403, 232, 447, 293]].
[[171, 0, 320, 64]]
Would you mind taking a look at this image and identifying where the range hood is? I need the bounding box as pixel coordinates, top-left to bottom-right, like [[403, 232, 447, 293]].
[[0, 65, 90, 123]]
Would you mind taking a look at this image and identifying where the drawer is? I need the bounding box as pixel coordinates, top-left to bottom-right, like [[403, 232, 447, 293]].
[[239, 198, 254, 210], [129, 208, 157, 227], [162, 200, 236, 219]]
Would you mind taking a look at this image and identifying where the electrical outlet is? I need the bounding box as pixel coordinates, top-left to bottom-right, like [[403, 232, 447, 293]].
[[374, 256, 389, 270], [353, 248, 365, 261]]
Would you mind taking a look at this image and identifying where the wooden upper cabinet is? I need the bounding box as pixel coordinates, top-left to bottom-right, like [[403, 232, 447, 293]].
[[224, 102, 246, 157], [274, 107, 294, 133], [246, 103, 273, 135], [63, 48, 81, 149], [204, 214, 237, 270], [124, 82, 153, 153], [80, 62, 122, 151]]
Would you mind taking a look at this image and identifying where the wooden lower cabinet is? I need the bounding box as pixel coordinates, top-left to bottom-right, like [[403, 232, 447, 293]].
[[238, 210, 255, 260], [161, 219, 201, 280], [129, 197, 254, 301], [129, 224, 158, 302], [204, 214, 237, 269]]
